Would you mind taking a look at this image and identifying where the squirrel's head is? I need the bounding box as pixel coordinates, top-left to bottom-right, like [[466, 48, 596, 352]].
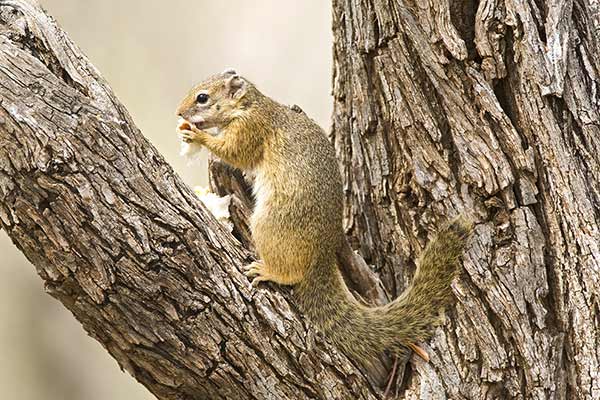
[[176, 69, 253, 130]]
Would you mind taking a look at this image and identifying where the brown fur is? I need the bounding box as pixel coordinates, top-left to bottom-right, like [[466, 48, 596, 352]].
[[176, 70, 472, 373]]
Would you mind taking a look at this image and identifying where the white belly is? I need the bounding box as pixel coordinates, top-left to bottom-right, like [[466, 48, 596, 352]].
[[250, 169, 272, 232]]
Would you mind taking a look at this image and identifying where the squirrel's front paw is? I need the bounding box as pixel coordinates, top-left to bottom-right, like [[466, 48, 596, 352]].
[[179, 131, 199, 144], [177, 121, 206, 144]]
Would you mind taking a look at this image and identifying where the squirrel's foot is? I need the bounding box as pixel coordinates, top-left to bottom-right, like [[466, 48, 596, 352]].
[[243, 261, 274, 287]]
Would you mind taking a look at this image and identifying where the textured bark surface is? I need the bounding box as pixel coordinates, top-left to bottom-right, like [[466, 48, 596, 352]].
[[331, 0, 599, 399], [0, 1, 381, 399]]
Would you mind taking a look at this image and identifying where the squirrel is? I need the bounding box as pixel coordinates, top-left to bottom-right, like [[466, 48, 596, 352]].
[[176, 69, 472, 377]]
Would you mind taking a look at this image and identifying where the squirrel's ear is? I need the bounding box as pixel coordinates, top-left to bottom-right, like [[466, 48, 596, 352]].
[[222, 68, 237, 76], [225, 74, 247, 98]]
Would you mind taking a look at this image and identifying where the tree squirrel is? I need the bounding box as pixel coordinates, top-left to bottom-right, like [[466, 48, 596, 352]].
[[176, 69, 472, 375]]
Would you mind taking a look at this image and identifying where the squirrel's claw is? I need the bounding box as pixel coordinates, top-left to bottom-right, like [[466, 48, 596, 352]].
[[243, 261, 271, 286], [250, 276, 268, 287], [178, 131, 194, 143], [178, 129, 203, 144], [243, 261, 263, 277]]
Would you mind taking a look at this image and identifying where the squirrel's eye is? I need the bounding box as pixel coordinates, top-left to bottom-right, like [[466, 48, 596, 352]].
[[196, 93, 209, 104]]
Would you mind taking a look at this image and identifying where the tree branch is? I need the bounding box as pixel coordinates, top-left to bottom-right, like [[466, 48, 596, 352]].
[[0, 2, 381, 399]]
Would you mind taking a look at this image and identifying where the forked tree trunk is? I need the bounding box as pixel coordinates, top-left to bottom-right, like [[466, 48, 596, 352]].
[[330, 0, 599, 399], [0, 1, 598, 400]]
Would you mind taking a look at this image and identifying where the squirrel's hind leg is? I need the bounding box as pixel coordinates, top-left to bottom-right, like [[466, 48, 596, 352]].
[[243, 260, 302, 286], [244, 261, 273, 286]]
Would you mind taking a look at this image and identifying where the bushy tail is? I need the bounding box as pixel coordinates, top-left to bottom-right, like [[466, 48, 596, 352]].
[[293, 216, 472, 373]]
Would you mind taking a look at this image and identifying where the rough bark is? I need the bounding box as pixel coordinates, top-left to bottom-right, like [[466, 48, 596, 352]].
[[0, 1, 382, 399], [331, 0, 599, 399]]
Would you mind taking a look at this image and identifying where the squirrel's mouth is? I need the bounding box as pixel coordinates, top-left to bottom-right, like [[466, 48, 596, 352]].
[[186, 115, 208, 130]]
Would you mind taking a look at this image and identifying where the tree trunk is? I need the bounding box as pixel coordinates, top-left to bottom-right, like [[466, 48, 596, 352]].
[[330, 0, 599, 399]]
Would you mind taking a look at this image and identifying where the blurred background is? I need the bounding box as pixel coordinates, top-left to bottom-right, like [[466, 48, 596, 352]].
[[0, 1, 332, 399]]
